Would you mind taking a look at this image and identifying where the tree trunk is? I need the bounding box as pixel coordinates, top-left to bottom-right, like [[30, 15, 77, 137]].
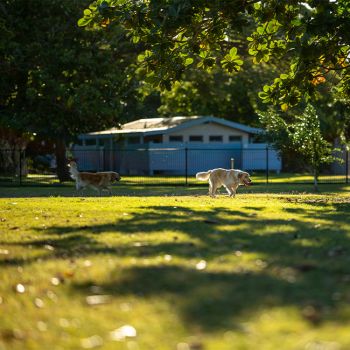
[[55, 138, 71, 182], [313, 168, 319, 192]]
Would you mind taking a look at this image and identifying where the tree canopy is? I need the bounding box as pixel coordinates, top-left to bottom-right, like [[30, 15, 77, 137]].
[[79, 0, 350, 111], [0, 0, 149, 179]]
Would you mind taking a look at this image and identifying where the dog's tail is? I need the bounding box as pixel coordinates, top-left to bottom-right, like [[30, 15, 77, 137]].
[[196, 170, 211, 181], [68, 161, 80, 180]]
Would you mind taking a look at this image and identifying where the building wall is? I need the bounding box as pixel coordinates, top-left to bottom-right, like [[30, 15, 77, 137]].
[[148, 143, 281, 175], [163, 122, 249, 144]]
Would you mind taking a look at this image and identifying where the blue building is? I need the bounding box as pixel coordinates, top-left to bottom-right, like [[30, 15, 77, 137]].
[[74, 116, 281, 175]]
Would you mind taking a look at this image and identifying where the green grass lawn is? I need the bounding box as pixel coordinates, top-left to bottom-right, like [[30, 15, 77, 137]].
[[1, 171, 348, 187], [1, 184, 350, 349]]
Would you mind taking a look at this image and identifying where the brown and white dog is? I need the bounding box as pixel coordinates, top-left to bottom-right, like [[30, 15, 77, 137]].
[[196, 168, 252, 197], [68, 161, 121, 196]]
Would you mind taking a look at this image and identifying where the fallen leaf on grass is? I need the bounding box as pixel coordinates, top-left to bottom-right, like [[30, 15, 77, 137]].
[[64, 270, 75, 278], [46, 290, 58, 301], [34, 298, 44, 308], [81, 335, 103, 348], [51, 277, 62, 286], [37, 321, 47, 332], [86, 295, 111, 306], [84, 260, 92, 267], [110, 325, 137, 341], [15, 284, 25, 293], [195, 260, 207, 270], [177, 338, 204, 350]]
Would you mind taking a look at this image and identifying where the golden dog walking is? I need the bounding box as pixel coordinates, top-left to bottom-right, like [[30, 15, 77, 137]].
[[196, 168, 252, 197]]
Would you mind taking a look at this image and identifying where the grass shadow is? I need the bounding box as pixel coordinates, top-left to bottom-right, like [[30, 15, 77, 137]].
[[2, 201, 350, 331]]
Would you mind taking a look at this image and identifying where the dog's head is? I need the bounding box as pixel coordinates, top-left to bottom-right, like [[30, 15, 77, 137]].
[[112, 172, 121, 182], [67, 160, 78, 170], [238, 171, 252, 186], [67, 159, 78, 168]]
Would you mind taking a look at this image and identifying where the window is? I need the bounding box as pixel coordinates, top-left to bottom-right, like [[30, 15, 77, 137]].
[[128, 136, 141, 144], [249, 135, 265, 144], [229, 135, 242, 143], [209, 135, 223, 142], [97, 138, 110, 147], [85, 139, 96, 146], [189, 135, 203, 142], [144, 135, 162, 144], [169, 135, 183, 142]]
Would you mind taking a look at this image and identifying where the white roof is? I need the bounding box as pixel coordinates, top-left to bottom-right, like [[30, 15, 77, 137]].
[[80, 116, 262, 138]]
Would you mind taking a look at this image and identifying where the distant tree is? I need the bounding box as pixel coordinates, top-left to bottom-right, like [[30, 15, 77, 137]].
[[0, 0, 142, 180], [154, 64, 276, 126], [259, 104, 340, 190]]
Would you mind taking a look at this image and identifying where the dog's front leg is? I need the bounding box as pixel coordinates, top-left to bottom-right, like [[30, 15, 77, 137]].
[[105, 186, 112, 196], [76, 183, 83, 196], [209, 184, 216, 197], [230, 185, 238, 197], [209, 182, 218, 198], [224, 186, 233, 197]]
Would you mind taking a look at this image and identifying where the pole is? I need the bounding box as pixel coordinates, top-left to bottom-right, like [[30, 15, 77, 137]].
[[185, 147, 188, 185], [19, 150, 22, 186], [346, 149, 349, 184], [230, 158, 234, 169], [266, 146, 269, 185]]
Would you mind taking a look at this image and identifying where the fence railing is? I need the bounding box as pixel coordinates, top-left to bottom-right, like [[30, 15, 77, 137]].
[[0, 147, 349, 186]]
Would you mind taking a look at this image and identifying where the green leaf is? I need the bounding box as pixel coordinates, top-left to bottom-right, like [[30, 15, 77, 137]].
[[137, 53, 145, 62], [258, 91, 269, 100], [77, 17, 92, 27], [229, 47, 238, 58], [184, 58, 194, 66], [248, 48, 257, 55], [233, 59, 243, 66], [257, 26, 264, 34], [281, 103, 289, 112]]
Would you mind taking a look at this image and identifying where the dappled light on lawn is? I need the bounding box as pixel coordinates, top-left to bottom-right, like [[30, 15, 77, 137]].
[[1, 189, 350, 349]]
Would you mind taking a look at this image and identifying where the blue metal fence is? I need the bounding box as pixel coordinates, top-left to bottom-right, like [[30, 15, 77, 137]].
[[0, 147, 349, 186]]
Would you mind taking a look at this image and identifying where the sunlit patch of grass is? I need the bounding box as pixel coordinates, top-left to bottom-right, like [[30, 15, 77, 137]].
[[1, 187, 350, 349]]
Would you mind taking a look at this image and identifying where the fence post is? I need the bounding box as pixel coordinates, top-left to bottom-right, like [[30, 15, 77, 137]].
[[266, 146, 269, 185], [230, 158, 234, 169], [185, 147, 188, 185], [19, 150, 22, 186], [346, 149, 349, 184]]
